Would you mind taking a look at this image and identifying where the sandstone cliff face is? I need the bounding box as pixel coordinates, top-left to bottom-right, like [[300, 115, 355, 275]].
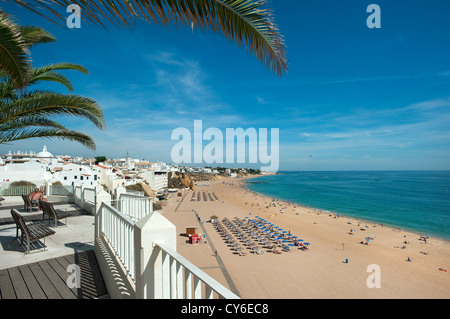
[[168, 172, 229, 190], [168, 172, 194, 189]]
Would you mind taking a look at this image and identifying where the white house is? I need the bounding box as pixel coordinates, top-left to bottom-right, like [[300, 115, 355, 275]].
[[94, 164, 126, 191], [51, 162, 102, 187]]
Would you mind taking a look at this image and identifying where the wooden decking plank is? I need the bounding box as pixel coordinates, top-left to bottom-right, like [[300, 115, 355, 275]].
[[18, 264, 47, 299], [63, 251, 108, 298], [1, 250, 107, 299], [54, 254, 81, 298], [0, 268, 16, 299], [39, 259, 77, 299], [8, 267, 31, 299], [28, 262, 62, 299], [84, 250, 108, 297]]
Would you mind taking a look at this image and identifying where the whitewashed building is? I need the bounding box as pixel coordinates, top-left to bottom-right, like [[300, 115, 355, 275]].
[[140, 170, 168, 191]]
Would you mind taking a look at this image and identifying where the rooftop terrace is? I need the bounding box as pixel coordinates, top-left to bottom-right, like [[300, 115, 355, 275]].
[[0, 196, 108, 299]]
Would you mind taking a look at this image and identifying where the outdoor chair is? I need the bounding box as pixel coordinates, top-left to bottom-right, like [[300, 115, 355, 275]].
[[22, 194, 39, 212], [10, 209, 55, 254], [39, 200, 73, 228]]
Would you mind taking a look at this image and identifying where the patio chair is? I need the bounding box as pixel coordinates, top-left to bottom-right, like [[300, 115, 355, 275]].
[[40, 200, 73, 228], [10, 209, 55, 254], [22, 194, 39, 212]]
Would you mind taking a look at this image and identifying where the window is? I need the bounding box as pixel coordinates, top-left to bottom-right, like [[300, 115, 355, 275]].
[[64, 176, 67, 180]]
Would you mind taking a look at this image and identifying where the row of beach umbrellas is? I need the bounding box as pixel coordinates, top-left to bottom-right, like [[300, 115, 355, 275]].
[[216, 216, 310, 253]]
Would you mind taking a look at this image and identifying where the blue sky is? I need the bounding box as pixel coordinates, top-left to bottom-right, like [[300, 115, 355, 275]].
[[1, 0, 450, 171]]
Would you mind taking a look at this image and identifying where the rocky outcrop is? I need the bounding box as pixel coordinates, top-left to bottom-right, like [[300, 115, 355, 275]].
[[168, 172, 194, 190]]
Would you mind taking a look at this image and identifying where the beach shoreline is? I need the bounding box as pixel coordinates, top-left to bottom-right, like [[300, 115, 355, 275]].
[[161, 175, 450, 299], [242, 173, 450, 243]]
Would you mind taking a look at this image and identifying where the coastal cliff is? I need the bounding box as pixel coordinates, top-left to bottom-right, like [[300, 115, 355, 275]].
[[168, 172, 230, 190], [168, 172, 195, 189]]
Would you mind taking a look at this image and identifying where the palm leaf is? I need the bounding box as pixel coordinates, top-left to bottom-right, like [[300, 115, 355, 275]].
[[0, 115, 68, 131], [0, 11, 31, 88], [29, 63, 89, 91], [29, 70, 75, 91], [0, 127, 97, 149], [0, 91, 106, 130], [6, 0, 288, 76], [19, 26, 56, 47]]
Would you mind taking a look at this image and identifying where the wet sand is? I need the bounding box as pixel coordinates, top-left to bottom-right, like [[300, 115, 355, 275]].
[[161, 176, 450, 299]]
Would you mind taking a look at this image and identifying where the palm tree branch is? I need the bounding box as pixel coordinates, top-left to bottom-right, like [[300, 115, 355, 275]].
[[0, 127, 97, 150], [27, 63, 89, 91], [0, 91, 105, 130], [0, 115, 68, 131], [5, 0, 288, 76], [19, 26, 56, 47], [29, 70, 74, 91], [0, 11, 31, 88]]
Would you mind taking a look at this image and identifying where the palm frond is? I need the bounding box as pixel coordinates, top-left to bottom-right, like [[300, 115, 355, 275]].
[[32, 62, 89, 75], [29, 70, 74, 91], [19, 26, 56, 47], [0, 127, 97, 150], [0, 11, 31, 88], [0, 91, 106, 130], [0, 115, 67, 131], [6, 0, 288, 76], [27, 63, 89, 91]]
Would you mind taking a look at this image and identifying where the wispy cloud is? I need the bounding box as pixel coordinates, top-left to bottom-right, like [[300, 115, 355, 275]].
[[279, 98, 450, 169]]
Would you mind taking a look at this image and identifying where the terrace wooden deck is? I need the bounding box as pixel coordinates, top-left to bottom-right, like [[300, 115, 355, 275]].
[[0, 250, 109, 299]]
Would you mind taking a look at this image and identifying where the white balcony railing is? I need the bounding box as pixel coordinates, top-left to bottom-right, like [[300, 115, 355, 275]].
[[154, 243, 240, 299], [83, 187, 96, 204], [99, 203, 136, 282], [118, 193, 153, 221], [96, 201, 238, 299]]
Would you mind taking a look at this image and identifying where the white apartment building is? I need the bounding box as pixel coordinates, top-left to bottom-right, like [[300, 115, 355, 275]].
[[140, 170, 168, 191]]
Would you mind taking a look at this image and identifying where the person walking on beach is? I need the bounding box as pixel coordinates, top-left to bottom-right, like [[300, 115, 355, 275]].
[[215, 250, 218, 257]]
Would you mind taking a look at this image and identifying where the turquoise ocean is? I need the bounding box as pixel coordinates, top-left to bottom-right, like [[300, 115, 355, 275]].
[[245, 171, 450, 241]]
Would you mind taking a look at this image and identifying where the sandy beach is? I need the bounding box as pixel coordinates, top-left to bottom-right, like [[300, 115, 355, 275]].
[[161, 175, 450, 299]]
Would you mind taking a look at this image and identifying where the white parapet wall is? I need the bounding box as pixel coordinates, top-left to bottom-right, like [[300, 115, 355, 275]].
[[134, 211, 176, 299], [94, 194, 239, 299]]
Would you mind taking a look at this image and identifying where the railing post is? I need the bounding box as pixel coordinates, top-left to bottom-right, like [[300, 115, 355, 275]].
[[194, 276, 201, 299], [170, 256, 177, 299], [176, 262, 183, 299], [185, 269, 192, 299], [205, 286, 214, 299], [161, 250, 170, 299], [134, 211, 177, 299]]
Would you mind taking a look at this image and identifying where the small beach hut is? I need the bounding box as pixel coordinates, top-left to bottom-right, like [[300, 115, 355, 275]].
[[186, 226, 198, 236], [210, 215, 219, 223]]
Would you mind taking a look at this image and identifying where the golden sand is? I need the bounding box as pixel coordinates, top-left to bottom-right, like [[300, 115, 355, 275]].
[[161, 176, 450, 299]]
